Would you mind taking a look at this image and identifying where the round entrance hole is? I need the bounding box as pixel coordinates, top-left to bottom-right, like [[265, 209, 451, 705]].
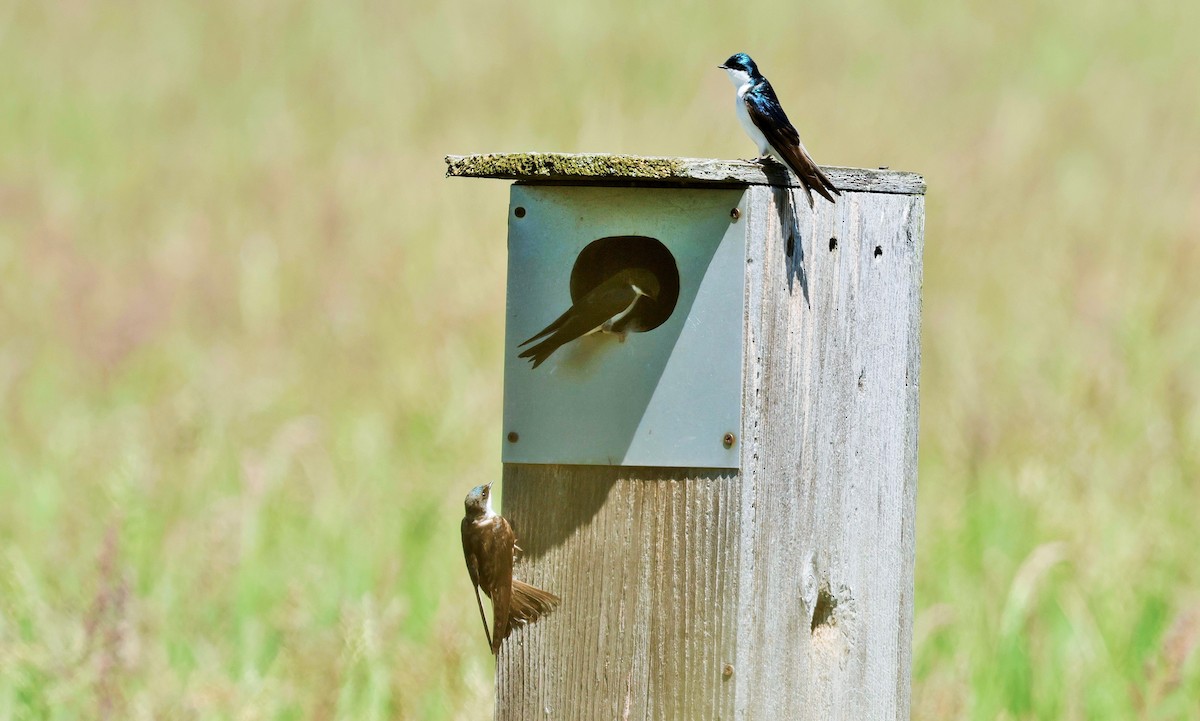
[[569, 236, 680, 334]]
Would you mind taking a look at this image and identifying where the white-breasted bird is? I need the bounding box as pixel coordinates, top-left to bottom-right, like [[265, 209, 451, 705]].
[[719, 52, 840, 207]]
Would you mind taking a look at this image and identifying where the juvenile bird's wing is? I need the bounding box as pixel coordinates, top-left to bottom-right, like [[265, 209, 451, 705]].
[[485, 516, 517, 654], [744, 82, 840, 206], [518, 277, 638, 368], [519, 305, 573, 347], [461, 518, 482, 589], [461, 517, 493, 650]]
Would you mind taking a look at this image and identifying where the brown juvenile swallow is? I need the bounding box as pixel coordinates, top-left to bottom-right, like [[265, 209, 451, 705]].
[[460, 482, 560, 654], [518, 267, 661, 369]]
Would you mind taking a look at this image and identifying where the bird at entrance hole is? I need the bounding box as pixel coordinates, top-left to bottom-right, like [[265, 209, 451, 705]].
[[461, 482, 561, 654], [518, 267, 660, 368], [719, 52, 840, 207]]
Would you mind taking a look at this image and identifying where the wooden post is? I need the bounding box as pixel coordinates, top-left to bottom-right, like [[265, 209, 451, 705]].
[[447, 153, 925, 721]]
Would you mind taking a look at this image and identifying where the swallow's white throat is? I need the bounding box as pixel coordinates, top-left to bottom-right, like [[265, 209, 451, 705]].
[[723, 67, 752, 90], [592, 283, 648, 336], [470, 489, 497, 520], [609, 292, 642, 327]]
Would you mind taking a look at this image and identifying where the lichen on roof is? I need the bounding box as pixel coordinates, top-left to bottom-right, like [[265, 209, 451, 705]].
[[444, 152, 927, 194], [446, 153, 688, 180]]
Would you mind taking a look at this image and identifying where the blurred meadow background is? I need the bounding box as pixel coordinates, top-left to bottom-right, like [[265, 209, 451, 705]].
[[2, 0, 1198, 718]]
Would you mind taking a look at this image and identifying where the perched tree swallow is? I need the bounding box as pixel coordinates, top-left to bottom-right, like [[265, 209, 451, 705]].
[[461, 482, 560, 655], [518, 267, 661, 369], [719, 52, 840, 207]]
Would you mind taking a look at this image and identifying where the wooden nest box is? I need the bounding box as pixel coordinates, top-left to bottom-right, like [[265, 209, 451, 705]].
[[447, 152, 925, 721]]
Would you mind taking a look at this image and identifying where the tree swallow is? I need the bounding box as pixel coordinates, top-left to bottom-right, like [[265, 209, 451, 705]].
[[518, 267, 661, 369], [461, 482, 560, 655], [719, 52, 840, 207]]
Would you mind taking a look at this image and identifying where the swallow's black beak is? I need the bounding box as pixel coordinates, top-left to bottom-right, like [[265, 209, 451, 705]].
[[718, 64, 728, 70]]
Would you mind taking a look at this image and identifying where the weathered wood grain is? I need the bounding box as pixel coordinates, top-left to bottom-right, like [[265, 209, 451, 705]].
[[446, 153, 926, 195], [498, 465, 740, 721], [492, 178, 924, 720], [734, 186, 923, 719]]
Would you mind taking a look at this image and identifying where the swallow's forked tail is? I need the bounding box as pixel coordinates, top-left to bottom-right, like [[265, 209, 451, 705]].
[[780, 149, 840, 208], [517, 337, 562, 368]]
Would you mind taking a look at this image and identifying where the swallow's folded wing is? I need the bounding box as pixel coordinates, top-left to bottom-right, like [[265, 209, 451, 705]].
[[744, 83, 840, 205]]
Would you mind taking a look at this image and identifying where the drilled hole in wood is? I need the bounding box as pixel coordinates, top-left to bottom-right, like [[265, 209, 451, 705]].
[[873, 245, 883, 259], [811, 587, 837, 633], [829, 237, 838, 251]]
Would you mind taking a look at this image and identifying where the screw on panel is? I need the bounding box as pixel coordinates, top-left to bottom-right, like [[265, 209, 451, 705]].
[[730, 208, 741, 221], [514, 206, 526, 218], [722, 664, 734, 680], [507, 431, 519, 443], [723, 433, 736, 449]]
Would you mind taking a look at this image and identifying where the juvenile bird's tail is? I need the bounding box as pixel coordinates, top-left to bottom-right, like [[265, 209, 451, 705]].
[[517, 336, 566, 368], [509, 580, 561, 624]]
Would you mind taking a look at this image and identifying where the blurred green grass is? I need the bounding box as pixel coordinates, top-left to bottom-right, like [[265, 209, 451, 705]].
[[1, 0, 1198, 718]]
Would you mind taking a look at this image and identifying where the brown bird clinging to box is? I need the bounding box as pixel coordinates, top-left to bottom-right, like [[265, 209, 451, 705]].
[[461, 482, 561, 654]]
